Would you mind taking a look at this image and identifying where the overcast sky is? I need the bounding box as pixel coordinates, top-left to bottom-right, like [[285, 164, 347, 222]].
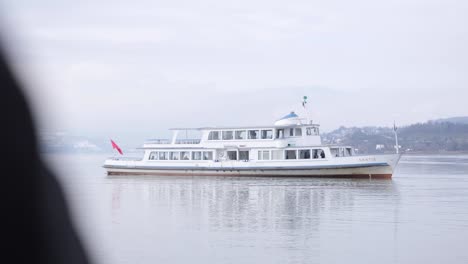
[[1, 0, 467, 143]]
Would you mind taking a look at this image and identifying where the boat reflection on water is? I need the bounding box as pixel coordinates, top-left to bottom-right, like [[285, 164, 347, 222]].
[[108, 176, 399, 232], [104, 176, 402, 263]]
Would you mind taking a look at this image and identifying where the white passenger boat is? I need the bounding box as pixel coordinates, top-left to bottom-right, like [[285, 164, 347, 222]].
[[104, 111, 401, 178]]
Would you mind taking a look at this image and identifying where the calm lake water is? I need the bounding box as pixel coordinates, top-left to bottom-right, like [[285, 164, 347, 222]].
[[44, 154, 468, 264]]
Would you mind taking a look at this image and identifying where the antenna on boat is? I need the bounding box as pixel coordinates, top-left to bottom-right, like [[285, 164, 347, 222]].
[[393, 121, 399, 154]]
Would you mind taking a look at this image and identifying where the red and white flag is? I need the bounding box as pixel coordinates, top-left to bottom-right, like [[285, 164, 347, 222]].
[[110, 139, 123, 155]]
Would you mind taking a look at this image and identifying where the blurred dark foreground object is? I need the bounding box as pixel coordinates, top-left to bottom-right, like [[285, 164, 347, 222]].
[[0, 46, 90, 263]]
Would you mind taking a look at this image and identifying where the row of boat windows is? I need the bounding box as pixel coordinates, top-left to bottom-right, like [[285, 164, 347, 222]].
[[207, 127, 319, 141], [208, 130, 273, 140], [148, 151, 213, 161], [257, 149, 326, 160], [148, 149, 326, 161]]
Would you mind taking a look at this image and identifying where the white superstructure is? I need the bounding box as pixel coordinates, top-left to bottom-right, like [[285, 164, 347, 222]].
[[104, 111, 401, 178]]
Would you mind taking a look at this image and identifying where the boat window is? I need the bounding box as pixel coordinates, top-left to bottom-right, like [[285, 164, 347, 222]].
[[261, 130, 273, 139], [208, 131, 220, 140], [258, 150, 270, 160], [158, 152, 168, 160], [239, 151, 249, 160], [271, 150, 283, 160], [203, 151, 213, 160], [248, 130, 259, 139], [180, 151, 190, 160], [299, 149, 310, 159], [227, 151, 237, 160], [192, 151, 202, 160], [307, 127, 319, 136], [312, 149, 318, 159], [235, 130, 246, 140], [276, 129, 284, 139], [222, 131, 233, 140], [289, 128, 294, 136], [170, 152, 180, 160], [149, 151, 158, 160], [346, 148, 353, 156], [285, 150, 297, 159], [295, 128, 302, 137], [317, 149, 326, 159], [330, 148, 339, 157]]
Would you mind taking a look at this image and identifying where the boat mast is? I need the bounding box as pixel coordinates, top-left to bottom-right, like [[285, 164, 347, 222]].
[[393, 121, 399, 154]]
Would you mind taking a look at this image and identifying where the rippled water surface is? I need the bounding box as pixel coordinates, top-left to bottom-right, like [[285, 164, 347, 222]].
[[45, 154, 468, 264]]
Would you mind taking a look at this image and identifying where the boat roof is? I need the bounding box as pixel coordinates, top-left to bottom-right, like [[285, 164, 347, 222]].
[[139, 144, 350, 150], [277, 112, 299, 120], [169, 123, 320, 131]]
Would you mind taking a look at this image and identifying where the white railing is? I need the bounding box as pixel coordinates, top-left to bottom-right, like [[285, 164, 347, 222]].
[[175, 139, 201, 144], [108, 157, 142, 161], [145, 138, 201, 144], [145, 139, 171, 144]]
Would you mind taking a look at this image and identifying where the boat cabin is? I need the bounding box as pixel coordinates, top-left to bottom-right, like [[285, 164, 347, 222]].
[[142, 111, 353, 162]]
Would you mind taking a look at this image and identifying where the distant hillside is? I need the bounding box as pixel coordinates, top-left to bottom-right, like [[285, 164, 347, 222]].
[[322, 121, 468, 154], [398, 122, 468, 153], [322, 126, 395, 154], [432, 116, 468, 125]]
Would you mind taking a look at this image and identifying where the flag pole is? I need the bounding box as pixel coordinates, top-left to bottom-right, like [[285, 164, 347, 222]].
[[111, 139, 116, 159], [302, 96, 311, 124]]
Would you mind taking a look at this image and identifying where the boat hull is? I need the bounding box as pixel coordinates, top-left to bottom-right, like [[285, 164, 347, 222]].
[[103, 154, 400, 179], [104, 163, 396, 179]]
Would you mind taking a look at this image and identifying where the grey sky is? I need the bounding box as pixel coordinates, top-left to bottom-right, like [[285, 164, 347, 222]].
[[1, 0, 467, 143]]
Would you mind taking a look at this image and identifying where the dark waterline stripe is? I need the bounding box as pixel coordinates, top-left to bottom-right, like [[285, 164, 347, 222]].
[[103, 162, 389, 171]]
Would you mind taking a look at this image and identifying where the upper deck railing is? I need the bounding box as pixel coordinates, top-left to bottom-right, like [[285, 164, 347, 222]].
[[145, 138, 201, 145], [176, 139, 201, 144], [145, 139, 171, 144], [107, 156, 142, 161]]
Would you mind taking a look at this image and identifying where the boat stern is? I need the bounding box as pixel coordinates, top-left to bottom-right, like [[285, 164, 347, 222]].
[[103, 157, 142, 175]]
